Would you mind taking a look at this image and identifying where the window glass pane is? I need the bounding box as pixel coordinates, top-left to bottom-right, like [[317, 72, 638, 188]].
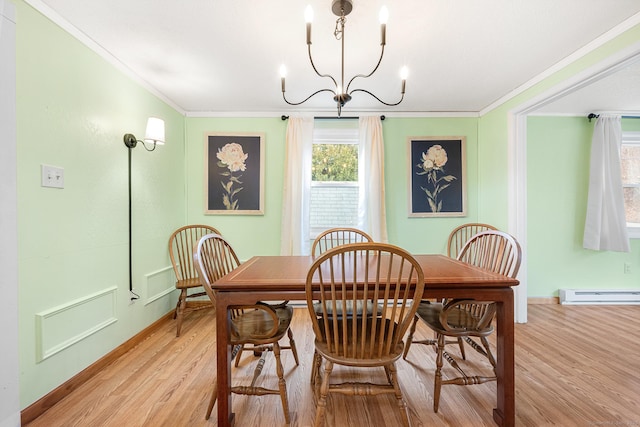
[[621, 144, 640, 185], [312, 144, 358, 182], [309, 120, 359, 241], [623, 187, 640, 224], [310, 184, 359, 229], [621, 138, 640, 226]]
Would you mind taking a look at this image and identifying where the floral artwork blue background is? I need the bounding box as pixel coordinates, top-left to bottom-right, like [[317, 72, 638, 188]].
[[206, 134, 262, 213], [410, 138, 465, 215]]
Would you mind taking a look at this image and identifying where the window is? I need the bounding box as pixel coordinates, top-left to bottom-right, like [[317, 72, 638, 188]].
[[309, 120, 359, 238], [621, 131, 640, 238]]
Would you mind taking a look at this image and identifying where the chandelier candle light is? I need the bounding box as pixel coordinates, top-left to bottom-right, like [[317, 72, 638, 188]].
[[280, 0, 408, 116]]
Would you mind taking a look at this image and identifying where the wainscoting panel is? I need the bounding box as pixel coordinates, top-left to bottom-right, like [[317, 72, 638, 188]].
[[35, 287, 118, 362], [144, 265, 175, 306]]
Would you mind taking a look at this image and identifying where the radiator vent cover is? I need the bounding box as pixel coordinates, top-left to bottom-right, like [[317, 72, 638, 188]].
[[559, 289, 640, 305]]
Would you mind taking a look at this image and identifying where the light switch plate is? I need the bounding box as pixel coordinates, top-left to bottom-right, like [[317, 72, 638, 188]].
[[41, 164, 64, 188]]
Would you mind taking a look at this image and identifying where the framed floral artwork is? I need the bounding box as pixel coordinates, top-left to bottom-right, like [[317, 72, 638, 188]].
[[205, 133, 265, 215], [408, 136, 466, 217]]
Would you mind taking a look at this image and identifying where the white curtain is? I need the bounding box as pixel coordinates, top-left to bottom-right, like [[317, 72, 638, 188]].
[[358, 116, 388, 243], [280, 116, 314, 255], [583, 114, 630, 252]]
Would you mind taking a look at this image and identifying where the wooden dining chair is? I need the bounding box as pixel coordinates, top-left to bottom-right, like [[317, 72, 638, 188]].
[[405, 222, 499, 357], [305, 242, 425, 427], [309, 227, 378, 372], [311, 227, 373, 257], [310, 227, 374, 312], [193, 233, 299, 423], [407, 230, 521, 413], [446, 223, 498, 356], [168, 224, 221, 337], [311, 227, 373, 318]]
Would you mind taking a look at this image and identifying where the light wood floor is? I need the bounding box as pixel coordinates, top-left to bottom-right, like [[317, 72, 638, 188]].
[[25, 304, 640, 427]]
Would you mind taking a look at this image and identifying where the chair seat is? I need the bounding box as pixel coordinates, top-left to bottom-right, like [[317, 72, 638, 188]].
[[175, 277, 202, 290], [312, 300, 379, 317], [314, 317, 405, 367], [231, 305, 293, 344], [416, 302, 494, 338]]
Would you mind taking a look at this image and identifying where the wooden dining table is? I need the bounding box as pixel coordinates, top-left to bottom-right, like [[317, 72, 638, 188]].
[[211, 254, 519, 427]]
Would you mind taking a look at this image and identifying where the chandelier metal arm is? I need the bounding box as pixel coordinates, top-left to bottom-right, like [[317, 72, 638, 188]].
[[345, 45, 386, 94], [349, 88, 405, 107], [307, 43, 338, 89], [282, 88, 337, 106], [280, 1, 406, 115]]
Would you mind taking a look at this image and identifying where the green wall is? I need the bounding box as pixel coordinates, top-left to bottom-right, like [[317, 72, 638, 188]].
[[183, 116, 481, 258], [379, 117, 480, 254], [477, 22, 640, 298], [184, 118, 288, 260], [526, 116, 640, 296], [475, 111, 511, 227], [13, 0, 640, 413], [16, 1, 185, 407]]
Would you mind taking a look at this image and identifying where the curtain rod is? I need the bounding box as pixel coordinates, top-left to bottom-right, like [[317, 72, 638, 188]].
[[587, 113, 640, 122], [281, 115, 385, 121]]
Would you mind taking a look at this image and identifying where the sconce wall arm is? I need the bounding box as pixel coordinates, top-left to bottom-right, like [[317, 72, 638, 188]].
[[123, 133, 158, 151]]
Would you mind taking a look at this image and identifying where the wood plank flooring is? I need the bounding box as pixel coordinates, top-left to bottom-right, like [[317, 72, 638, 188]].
[[24, 304, 640, 427]]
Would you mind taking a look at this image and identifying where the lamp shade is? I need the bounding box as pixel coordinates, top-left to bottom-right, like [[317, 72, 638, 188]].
[[144, 117, 165, 145]]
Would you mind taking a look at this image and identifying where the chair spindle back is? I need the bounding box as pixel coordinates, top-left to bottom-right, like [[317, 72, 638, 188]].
[[306, 243, 424, 360], [169, 225, 221, 281], [311, 227, 374, 257], [446, 223, 497, 259]]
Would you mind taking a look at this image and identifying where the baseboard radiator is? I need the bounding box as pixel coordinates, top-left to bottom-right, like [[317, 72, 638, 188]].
[[559, 289, 640, 305]]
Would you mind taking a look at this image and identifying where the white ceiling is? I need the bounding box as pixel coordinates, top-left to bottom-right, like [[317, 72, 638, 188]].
[[30, 0, 640, 116], [534, 58, 640, 116]]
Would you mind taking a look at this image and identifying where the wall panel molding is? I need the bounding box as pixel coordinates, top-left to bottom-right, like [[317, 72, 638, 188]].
[[35, 287, 118, 362], [144, 265, 175, 306]]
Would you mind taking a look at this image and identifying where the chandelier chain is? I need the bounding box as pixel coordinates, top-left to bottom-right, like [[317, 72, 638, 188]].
[[334, 16, 345, 40]]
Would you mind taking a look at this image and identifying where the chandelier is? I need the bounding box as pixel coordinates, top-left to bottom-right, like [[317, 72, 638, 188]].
[[280, 0, 408, 116]]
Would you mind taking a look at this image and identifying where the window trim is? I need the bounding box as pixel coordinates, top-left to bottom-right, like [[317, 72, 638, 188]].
[[621, 131, 640, 238], [312, 127, 359, 145], [309, 124, 360, 239]]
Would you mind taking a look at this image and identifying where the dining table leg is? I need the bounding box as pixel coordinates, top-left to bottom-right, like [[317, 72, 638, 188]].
[[216, 292, 234, 427], [493, 288, 515, 427]]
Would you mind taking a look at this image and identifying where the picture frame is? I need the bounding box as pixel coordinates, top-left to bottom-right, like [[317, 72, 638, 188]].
[[204, 133, 265, 215], [408, 136, 466, 217]]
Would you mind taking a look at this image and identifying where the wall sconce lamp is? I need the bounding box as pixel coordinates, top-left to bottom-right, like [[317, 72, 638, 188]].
[[123, 117, 165, 300], [123, 117, 165, 151]]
